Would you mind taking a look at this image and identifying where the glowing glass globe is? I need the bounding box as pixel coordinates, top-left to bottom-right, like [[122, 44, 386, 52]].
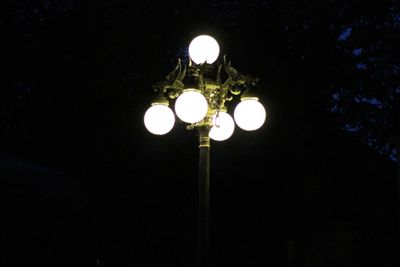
[[234, 98, 266, 131], [174, 89, 208, 123], [209, 111, 235, 141], [188, 35, 220, 64], [144, 104, 175, 135]]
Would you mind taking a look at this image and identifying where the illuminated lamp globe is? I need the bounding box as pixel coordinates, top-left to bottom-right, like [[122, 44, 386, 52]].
[[144, 103, 175, 135], [188, 35, 220, 64], [209, 111, 235, 141], [234, 98, 266, 131], [174, 89, 208, 123]]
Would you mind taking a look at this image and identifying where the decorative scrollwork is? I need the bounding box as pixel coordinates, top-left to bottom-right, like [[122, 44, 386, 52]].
[[152, 54, 259, 113]]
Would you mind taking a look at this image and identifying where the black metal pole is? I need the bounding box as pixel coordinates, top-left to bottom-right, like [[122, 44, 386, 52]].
[[198, 125, 210, 267]]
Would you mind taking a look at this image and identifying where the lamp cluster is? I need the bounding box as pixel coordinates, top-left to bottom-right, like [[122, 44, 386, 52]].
[[144, 35, 266, 141]]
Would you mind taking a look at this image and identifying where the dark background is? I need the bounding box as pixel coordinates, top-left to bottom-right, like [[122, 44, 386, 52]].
[[2, 0, 399, 266]]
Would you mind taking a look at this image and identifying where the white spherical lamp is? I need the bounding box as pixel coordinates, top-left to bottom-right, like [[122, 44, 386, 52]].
[[209, 111, 235, 141], [234, 98, 266, 131], [174, 89, 208, 123], [188, 35, 220, 64], [144, 103, 175, 135]]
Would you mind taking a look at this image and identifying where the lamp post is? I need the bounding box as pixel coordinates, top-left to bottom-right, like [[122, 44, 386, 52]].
[[144, 35, 267, 267]]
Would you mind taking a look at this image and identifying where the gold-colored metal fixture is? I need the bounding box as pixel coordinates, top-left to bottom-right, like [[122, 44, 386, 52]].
[[144, 35, 266, 140], [143, 34, 267, 267]]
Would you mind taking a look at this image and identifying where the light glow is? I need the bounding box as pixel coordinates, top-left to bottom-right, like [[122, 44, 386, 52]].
[[144, 104, 175, 135], [234, 98, 266, 131], [174, 89, 208, 123], [209, 111, 235, 141], [188, 35, 220, 64]]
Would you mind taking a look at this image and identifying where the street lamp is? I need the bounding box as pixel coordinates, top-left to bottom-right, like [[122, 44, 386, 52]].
[[144, 35, 267, 267]]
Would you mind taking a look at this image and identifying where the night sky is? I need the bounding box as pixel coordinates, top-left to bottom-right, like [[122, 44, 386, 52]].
[[2, 1, 400, 266]]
